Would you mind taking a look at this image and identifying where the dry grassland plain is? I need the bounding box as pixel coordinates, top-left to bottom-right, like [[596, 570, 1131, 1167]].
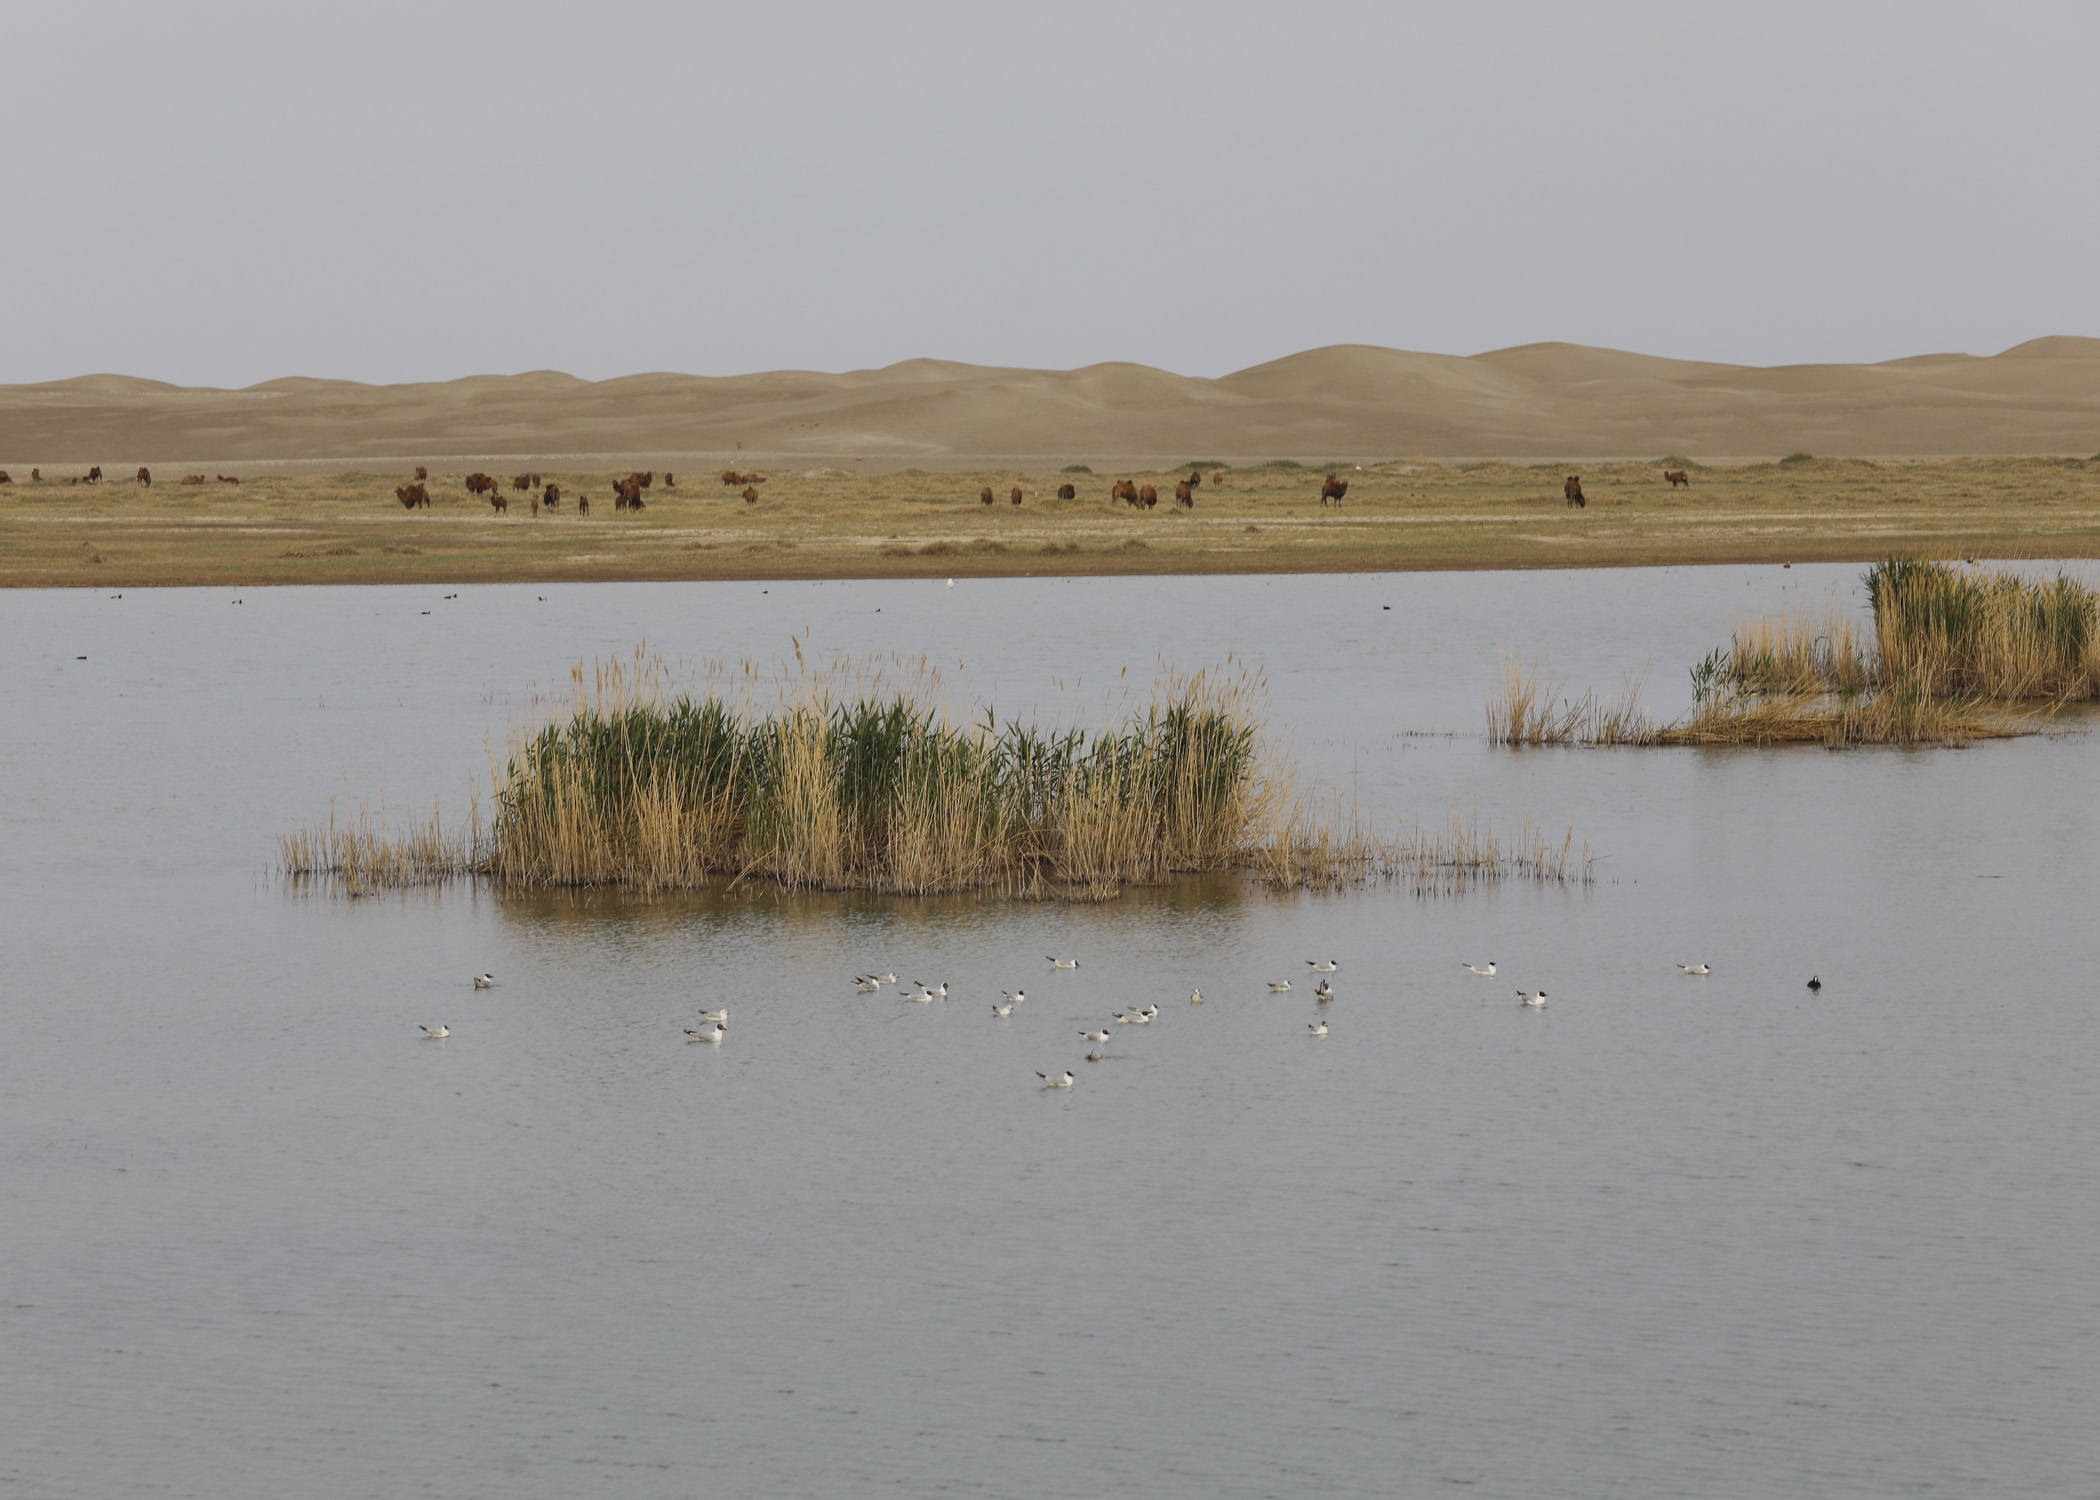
[[4, 456, 2100, 588]]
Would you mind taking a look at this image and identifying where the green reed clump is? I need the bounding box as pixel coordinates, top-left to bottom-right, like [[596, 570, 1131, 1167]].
[[480, 659, 1267, 894], [1865, 558, 2100, 699]]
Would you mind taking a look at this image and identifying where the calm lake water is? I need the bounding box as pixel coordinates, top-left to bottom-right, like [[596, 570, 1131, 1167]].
[[5, 566, 2097, 1498]]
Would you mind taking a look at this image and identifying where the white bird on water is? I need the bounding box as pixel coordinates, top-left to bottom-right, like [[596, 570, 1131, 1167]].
[[854, 976, 881, 993], [1518, 991, 1548, 1008], [1308, 1019, 1329, 1037], [1267, 980, 1292, 994], [1460, 961, 1497, 977], [1047, 956, 1080, 970], [1314, 979, 1334, 1001], [1307, 959, 1340, 973], [1189, 989, 1203, 1005], [1082, 1029, 1111, 1044], [1678, 963, 1711, 976], [992, 1002, 1014, 1018], [1038, 1070, 1075, 1088], [420, 1024, 450, 1039], [472, 973, 495, 989], [1005, 990, 1026, 1006], [686, 1022, 727, 1044], [697, 1007, 727, 1024], [1114, 1010, 1152, 1025]]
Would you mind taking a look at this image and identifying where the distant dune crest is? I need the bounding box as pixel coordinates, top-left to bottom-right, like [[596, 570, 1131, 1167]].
[[7, 340, 2100, 463]]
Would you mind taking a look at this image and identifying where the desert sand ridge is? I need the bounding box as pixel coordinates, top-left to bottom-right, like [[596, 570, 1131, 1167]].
[[5, 339, 2099, 467]]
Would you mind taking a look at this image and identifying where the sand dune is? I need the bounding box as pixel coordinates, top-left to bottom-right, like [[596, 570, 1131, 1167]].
[[5, 338, 2099, 467]]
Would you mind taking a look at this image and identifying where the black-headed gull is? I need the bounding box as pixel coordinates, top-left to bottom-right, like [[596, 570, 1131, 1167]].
[[1047, 956, 1080, 970], [1082, 1029, 1111, 1044], [697, 1007, 727, 1024], [420, 1024, 450, 1039], [472, 973, 495, 989], [1460, 961, 1497, 977], [685, 1022, 727, 1044], [1306, 959, 1339, 973], [1308, 1019, 1329, 1036], [1517, 991, 1547, 1008], [1678, 963, 1711, 976], [992, 1002, 1014, 1018], [1037, 1070, 1075, 1088], [1267, 980, 1292, 994]]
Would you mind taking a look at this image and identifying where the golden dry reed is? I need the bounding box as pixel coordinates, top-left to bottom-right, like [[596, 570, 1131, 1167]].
[[277, 798, 480, 897], [285, 651, 1593, 898], [1486, 558, 2084, 749]]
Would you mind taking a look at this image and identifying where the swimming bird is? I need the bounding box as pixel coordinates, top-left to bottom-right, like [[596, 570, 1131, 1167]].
[[1267, 980, 1292, 994], [1314, 979, 1334, 1001], [871, 972, 898, 986], [1005, 990, 1026, 1006], [1135, 1004, 1159, 1020], [855, 976, 881, 993], [472, 973, 495, 989], [696, 1007, 727, 1024], [1114, 1011, 1151, 1025], [1085, 1049, 1103, 1063], [917, 981, 949, 999], [1082, 1029, 1111, 1044], [1307, 959, 1340, 973], [1678, 963, 1711, 976], [1807, 975, 1822, 991], [420, 1024, 450, 1039], [1460, 961, 1497, 977], [1037, 1070, 1075, 1088], [904, 986, 937, 1002], [1189, 989, 1203, 1005], [1047, 956, 1080, 969], [1517, 991, 1548, 1008], [946, 578, 954, 589], [685, 1022, 727, 1044], [1308, 1019, 1329, 1036], [992, 1002, 1014, 1018]]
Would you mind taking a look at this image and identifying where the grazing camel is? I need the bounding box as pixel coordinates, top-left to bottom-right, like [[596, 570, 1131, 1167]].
[[663, 472, 675, 488], [1138, 484, 1158, 509], [395, 482, 430, 509], [743, 485, 760, 503], [1664, 469, 1690, 488], [490, 494, 508, 514], [1174, 480, 1194, 507], [1320, 473, 1348, 505], [1186, 470, 1202, 489], [1056, 483, 1076, 500], [613, 477, 643, 509], [511, 473, 533, 491], [980, 486, 995, 505], [577, 494, 589, 515], [180, 474, 208, 485], [543, 483, 561, 507], [29, 469, 40, 481], [1564, 476, 1586, 508], [217, 475, 240, 484], [464, 472, 498, 497], [414, 466, 428, 482], [1112, 479, 1138, 507], [136, 466, 151, 486], [1010, 486, 1023, 506]]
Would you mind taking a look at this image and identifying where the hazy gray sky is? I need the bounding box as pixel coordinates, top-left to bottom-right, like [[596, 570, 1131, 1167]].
[[6, 0, 2095, 385]]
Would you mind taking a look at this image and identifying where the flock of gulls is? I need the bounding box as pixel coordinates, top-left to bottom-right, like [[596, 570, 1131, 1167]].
[[418, 960, 1829, 1064]]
